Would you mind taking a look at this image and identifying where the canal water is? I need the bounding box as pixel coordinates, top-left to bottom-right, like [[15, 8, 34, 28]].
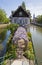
[[0, 30, 11, 57], [30, 24, 42, 65]]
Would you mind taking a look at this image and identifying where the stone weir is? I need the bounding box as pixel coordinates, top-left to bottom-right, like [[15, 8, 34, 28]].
[[12, 27, 28, 59]]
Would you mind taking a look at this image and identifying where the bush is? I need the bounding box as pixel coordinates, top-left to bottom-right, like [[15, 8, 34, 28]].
[[24, 41, 35, 60], [6, 30, 17, 60], [24, 50, 35, 60], [4, 47, 17, 60], [24, 50, 31, 59], [10, 45, 17, 59], [28, 41, 32, 50], [36, 15, 42, 24], [10, 50, 17, 59], [2, 61, 6, 65], [7, 24, 19, 34], [4, 53, 12, 60], [28, 36, 31, 41], [6, 36, 17, 60], [0, 29, 7, 42], [27, 32, 31, 38], [30, 53, 35, 60]]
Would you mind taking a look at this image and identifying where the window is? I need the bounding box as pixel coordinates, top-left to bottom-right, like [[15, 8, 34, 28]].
[[25, 19, 27, 24], [14, 19, 17, 23], [19, 12, 22, 16]]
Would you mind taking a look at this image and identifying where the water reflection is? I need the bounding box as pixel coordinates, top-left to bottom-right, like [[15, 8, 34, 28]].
[[30, 24, 42, 65], [0, 30, 11, 57]]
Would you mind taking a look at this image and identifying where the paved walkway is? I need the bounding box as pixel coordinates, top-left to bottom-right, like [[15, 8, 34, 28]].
[[11, 56, 29, 65], [11, 59, 29, 65], [0, 24, 9, 28], [11, 56, 35, 65]]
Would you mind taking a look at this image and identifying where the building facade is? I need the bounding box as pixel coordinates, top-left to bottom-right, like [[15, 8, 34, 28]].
[[10, 6, 30, 26]]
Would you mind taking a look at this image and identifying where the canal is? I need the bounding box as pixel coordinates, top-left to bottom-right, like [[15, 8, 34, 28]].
[[30, 24, 42, 65]]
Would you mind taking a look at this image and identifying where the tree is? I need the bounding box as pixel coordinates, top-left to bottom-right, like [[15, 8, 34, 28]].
[[0, 9, 9, 23], [36, 15, 42, 24], [27, 10, 31, 18], [21, 1, 26, 10], [21, 2, 31, 18]]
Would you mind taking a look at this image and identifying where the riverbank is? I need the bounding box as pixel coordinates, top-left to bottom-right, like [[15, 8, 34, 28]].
[[31, 22, 42, 27], [0, 24, 10, 28]]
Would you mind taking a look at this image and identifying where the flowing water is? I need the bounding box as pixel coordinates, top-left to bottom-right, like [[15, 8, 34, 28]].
[[30, 24, 42, 65]]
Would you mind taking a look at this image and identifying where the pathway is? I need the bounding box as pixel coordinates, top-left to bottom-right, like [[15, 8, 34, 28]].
[[11, 59, 29, 65], [11, 56, 29, 65], [0, 24, 9, 28], [11, 56, 35, 65]]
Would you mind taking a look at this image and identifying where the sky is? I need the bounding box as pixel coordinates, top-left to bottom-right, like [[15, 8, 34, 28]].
[[0, 0, 42, 18]]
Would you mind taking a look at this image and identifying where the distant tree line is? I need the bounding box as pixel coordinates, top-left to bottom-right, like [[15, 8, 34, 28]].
[[36, 15, 42, 24]]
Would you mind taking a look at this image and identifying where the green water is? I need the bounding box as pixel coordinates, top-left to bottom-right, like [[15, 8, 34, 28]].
[[30, 24, 42, 65]]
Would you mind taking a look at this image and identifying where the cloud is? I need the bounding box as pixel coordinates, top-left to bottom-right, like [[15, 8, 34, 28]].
[[26, 5, 42, 17]]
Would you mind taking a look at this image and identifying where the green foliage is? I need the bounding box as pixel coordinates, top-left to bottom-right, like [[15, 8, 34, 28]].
[[30, 53, 35, 60], [4, 53, 12, 60], [10, 49, 17, 59], [6, 35, 12, 52], [27, 10, 31, 18], [4, 49, 17, 60], [6, 34, 17, 60], [24, 41, 35, 60], [4, 18, 10, 23], [0, 29, 7, 43], [7, 24, 19, 34], [5, 44, 17, 59], [21, 1, 26, 10], [24, 50, 35, 60], [27, 41, 32, 50], [2, 61, 6, 65], [0, 24, 19, 61], [5, 24, 19, 60], [21, 2, 31, 18], [0, 9, 9, 23], [36, 15, 42, 24], [27, 32, 31, 38], [28, 36, 31, 41], [24, 32, 35, 60]]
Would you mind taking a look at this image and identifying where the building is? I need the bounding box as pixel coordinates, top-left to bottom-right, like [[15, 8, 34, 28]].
[[33, 14, 37, 23], [10, 6, 30, 26]]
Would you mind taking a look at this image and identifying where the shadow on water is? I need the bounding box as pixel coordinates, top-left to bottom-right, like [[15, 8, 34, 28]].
[[0, 30, 11, 57]]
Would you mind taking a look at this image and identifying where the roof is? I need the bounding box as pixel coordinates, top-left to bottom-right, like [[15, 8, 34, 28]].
[[12, 6, 30, 17]]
